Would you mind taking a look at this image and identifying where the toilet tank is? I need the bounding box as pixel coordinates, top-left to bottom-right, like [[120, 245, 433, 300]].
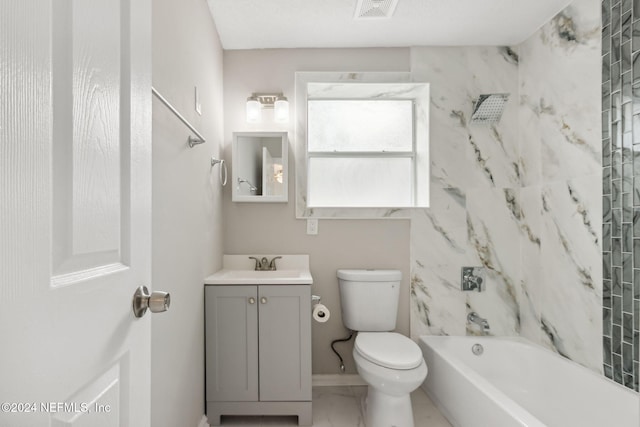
[[337, 269, 402, 332]]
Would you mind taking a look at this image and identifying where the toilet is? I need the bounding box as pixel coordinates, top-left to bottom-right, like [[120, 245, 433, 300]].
[[337, 269, 427, 427]]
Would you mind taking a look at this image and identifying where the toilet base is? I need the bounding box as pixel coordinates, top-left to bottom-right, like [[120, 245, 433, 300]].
[[363, 386, 415, 427]]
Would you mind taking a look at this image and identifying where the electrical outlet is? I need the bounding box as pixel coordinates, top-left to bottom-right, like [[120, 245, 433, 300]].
[[194, 86, 202, 115], [306, 219, 318, 235]]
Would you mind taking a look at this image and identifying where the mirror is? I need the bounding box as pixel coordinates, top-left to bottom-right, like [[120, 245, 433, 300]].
[[232, 131, 288, 202]]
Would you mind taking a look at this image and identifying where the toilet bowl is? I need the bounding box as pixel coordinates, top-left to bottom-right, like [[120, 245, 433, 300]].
[[353, 332, 428, 427]]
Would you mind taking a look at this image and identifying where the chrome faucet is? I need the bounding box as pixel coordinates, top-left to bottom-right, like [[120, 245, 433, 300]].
[[467, 312, 490, 333], [249, 256, 281, 271], [268, 256, 282, 270]]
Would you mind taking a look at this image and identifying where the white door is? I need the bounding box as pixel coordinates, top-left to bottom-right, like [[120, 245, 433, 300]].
[[0, 0, 152, 426]]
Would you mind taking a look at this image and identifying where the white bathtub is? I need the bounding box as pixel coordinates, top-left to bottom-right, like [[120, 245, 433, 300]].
[[419, 336, 638, 427]]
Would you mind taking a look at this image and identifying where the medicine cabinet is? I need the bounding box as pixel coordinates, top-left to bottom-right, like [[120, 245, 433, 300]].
[[232, 132, 288, 203]]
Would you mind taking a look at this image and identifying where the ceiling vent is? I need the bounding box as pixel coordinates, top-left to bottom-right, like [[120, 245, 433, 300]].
[[354, 0, 399, 19]]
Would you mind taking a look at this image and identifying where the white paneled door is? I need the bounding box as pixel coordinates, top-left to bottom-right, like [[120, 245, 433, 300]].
[[0, 0, 152, 426]]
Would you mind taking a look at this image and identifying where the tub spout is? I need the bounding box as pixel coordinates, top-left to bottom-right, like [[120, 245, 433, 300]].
[[468, 312, 490, 333]]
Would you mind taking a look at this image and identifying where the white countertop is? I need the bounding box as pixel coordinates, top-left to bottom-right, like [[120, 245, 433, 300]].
[[205, 254, 313, 285]]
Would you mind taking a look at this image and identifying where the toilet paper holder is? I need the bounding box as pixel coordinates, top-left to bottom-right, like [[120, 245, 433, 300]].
[[311, 295, 330, 323]]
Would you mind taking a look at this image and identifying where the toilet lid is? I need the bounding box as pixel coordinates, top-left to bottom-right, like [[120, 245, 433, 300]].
[[355, 332, 423, 370]]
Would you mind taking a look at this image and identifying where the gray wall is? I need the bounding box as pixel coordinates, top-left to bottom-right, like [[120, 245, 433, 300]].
[[152, 0, 225, 425], [222, 48, 411, 375]]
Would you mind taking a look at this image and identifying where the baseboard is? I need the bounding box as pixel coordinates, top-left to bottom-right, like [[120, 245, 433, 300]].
[[312, 374, 366, 387], [197, 414, 210, 427]]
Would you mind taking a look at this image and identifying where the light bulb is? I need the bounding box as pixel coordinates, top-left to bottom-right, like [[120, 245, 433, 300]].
[[246, 97, 261, 123], [274, 97, 289, 123]]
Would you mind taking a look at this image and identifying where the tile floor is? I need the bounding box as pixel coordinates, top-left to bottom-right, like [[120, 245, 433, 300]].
[[215, 386, 452, 427]]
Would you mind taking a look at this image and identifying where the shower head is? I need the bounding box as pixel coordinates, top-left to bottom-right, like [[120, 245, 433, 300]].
[[470, 93, 509, 124]]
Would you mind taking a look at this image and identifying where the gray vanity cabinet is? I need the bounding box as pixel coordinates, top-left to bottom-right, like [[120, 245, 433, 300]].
[[205, 284, 312, 425], [206, 285, 259, 402]]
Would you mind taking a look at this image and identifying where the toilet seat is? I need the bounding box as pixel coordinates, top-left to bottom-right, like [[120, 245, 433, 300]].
[[355, 332, 422, 370]]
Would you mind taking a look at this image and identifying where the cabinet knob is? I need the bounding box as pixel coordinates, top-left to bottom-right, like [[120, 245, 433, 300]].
[[260, 297, 268, 304], [248, 297, 256, 305]]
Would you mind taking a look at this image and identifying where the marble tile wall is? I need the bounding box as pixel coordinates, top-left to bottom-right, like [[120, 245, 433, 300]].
[[601, 0, 640, 390], [409, 0, 606, 379], [408, 46, 523, 339], [519, 0, 603, 374]]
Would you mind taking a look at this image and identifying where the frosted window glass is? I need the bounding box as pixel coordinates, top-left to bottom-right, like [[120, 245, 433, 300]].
[[307, 157, 413, 207], [308, 100, 413, 152]]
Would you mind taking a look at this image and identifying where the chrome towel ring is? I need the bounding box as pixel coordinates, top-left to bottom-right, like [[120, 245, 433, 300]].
[[210, 157, 228, 186]]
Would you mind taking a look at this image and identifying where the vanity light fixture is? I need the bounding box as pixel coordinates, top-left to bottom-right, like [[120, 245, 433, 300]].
[[246, 93, 289, 123]]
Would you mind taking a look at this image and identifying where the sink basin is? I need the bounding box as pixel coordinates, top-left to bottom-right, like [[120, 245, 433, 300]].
[[221, 270, 302, 279], [205, 255, 313, 285]]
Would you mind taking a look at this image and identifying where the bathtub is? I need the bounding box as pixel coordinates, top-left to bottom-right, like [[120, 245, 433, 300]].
[[419, 336, 638, 427]]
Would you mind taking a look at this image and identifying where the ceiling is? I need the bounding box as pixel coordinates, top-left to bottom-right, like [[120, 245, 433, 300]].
[[206, 0, 574, 50]]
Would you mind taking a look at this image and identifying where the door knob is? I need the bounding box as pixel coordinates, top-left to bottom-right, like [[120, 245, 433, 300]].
[[248, 297, 256, 304], [260, 297, 268, 304], [132, 286, 171, 318]]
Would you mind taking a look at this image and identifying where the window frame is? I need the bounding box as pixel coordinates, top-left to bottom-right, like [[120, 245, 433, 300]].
[[306, 98, 418, 208]]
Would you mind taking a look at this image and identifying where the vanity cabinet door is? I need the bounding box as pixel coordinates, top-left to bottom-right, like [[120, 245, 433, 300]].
[[205, 286, 259, 402], [258, 285, 312, 401]]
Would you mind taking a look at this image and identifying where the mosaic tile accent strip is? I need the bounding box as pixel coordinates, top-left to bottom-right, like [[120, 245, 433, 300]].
[[602, 0, 640, 391]]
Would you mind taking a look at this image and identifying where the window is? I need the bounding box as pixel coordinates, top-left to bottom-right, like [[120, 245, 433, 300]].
[[294, 75, 430, 217], [306, 99, 418, 208]]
